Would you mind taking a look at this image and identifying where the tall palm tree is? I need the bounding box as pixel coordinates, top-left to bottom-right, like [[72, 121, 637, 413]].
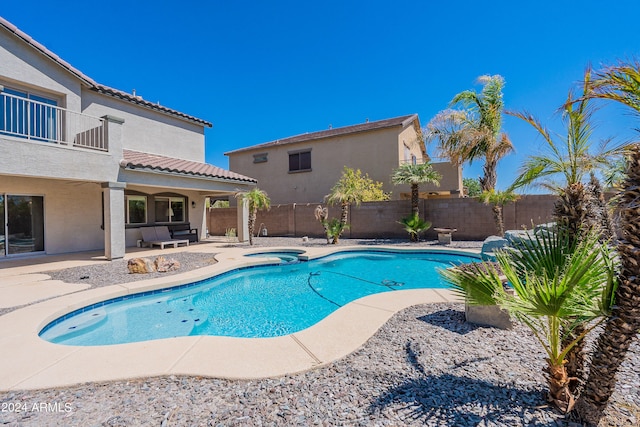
[[426, 75, 514, 192], [391, 162, 442, 218], [574, 60, 640, 426], [478, 189, 518, 236], [509, 72, 628, 396], [234, 187, 270, 246]]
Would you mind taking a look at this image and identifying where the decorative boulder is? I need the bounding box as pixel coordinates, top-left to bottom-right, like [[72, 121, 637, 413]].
[[465, 303, 513, 329], [480, 236, 508, 261], [155, 256, 181, 273], [127, 258, 156, 274]]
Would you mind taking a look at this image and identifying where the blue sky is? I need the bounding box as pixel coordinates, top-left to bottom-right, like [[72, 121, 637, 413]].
[[2, 1, 639, 192]]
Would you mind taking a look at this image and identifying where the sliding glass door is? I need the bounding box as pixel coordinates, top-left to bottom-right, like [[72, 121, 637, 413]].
[[0, 195, 44, 256]]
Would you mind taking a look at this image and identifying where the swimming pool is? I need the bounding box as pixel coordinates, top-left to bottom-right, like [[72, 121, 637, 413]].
[[40, 250, 477, 346]]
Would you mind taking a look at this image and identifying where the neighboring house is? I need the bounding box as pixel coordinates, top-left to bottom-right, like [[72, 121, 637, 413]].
[[226, 114, 462, 205], [0, 17, 256, 260]]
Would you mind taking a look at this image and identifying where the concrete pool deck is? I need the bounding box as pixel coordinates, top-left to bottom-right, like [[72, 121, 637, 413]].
[[0, 243, 477, 391]]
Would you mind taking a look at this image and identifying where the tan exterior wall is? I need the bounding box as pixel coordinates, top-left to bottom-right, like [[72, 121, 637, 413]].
[[208, 195, 558, 241], [228, 123, 460, 204], [0, 176, 104, 254], [123, 184, 210, 247], [228, 126, 404, 204], [81, 89, 206, 162]]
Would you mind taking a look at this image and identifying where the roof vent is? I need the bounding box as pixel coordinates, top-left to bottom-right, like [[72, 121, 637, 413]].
[[328, 124, 332, 129], [366, 118, 369, 123]]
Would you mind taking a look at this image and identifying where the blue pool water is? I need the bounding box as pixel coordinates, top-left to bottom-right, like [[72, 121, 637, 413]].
[[245, 250, 303, 263], [40, 250, 477, 346]]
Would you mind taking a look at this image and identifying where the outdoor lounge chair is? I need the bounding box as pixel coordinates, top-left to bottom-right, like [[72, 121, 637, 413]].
[[140, 226, 189, 249]]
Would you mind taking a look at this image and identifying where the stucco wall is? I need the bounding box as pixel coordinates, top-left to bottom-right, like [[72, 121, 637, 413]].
[[123, 185, 210, 247], [228, 125, 432, 204], [0, 176, 104, 254], [208, 195, 558, 241], [228, 122, 462, 204], [1, 26, 207, 165], [0, 28, 81, 112], [81, 90, 206, 162]]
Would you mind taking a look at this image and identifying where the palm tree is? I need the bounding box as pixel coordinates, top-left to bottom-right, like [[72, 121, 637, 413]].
[[391, 162, 441, 218], [426, 75, 514, 192], [234, 187, 270, 245], [508, 73, 626, 242], [398, 214, 432, 242], [509, 73, 627, 396], [441, 230, 618, 413], [478, 189, 518, 236], [573, 60, 640, 425], [325, 168, 364, 239], [325, 218, 349, 244], [314, 205, 331, 244]]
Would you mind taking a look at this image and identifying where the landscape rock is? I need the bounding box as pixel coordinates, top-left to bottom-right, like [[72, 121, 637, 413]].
[[154, 256, 181, 272], [127, 257, 156, 274]]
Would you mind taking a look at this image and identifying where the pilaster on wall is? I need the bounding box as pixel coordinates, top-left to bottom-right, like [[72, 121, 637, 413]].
[[102, 181, 126, 260], [236, 201, 249, 242], [102, 115, 124, 158]]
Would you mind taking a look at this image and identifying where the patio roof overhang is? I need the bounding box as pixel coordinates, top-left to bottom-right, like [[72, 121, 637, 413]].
[[119, 150, 257, 193]]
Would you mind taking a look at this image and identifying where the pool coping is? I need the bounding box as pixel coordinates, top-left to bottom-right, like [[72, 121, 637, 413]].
[[0, 245, 477, 391]]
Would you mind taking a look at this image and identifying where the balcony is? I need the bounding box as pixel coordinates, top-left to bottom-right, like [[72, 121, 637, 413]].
[[0, 90, 107, 151]]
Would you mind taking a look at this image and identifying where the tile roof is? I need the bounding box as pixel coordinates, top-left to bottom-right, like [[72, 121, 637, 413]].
[[121, 150, 257, 183], [225, 114, 420, 155], [0, 17, 212, 128]]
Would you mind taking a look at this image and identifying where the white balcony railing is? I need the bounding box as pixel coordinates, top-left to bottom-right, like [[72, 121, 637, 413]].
[[0, 91, 107, 151]]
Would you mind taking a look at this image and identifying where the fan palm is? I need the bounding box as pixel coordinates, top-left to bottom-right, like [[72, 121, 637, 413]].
[[391, 162, 441, 218], [234, 187, 270, 246], [425, 75, 514, 192], [441, 230, 618, 413], [398, 214, 431, 242], [325, 218, 349, 244]]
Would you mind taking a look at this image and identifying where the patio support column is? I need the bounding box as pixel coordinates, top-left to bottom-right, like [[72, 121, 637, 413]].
[[102, 182, 126, 260], [236, 198, 249, 243]]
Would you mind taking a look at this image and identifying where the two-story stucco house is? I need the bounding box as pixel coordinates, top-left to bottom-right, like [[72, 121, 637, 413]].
[[225, 114, 462, 205], [0, 17, 255, 260]]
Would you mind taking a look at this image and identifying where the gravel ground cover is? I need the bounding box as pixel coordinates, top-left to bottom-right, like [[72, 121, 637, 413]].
[[0, 238, 638, 426]]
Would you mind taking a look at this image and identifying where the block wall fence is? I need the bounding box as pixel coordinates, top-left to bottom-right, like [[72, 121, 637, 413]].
[[207, 195, 558, 241]]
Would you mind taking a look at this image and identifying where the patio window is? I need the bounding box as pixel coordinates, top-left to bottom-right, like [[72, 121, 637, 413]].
[[155, 197, 185, 223], [288, 150, 311, 172], [0, 86, 59, 142], [125, 195, 147, 224]]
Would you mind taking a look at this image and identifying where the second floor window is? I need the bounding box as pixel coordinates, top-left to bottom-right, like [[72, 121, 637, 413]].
[[289, 150, 311, 172], [0, 87, 59, 142]]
